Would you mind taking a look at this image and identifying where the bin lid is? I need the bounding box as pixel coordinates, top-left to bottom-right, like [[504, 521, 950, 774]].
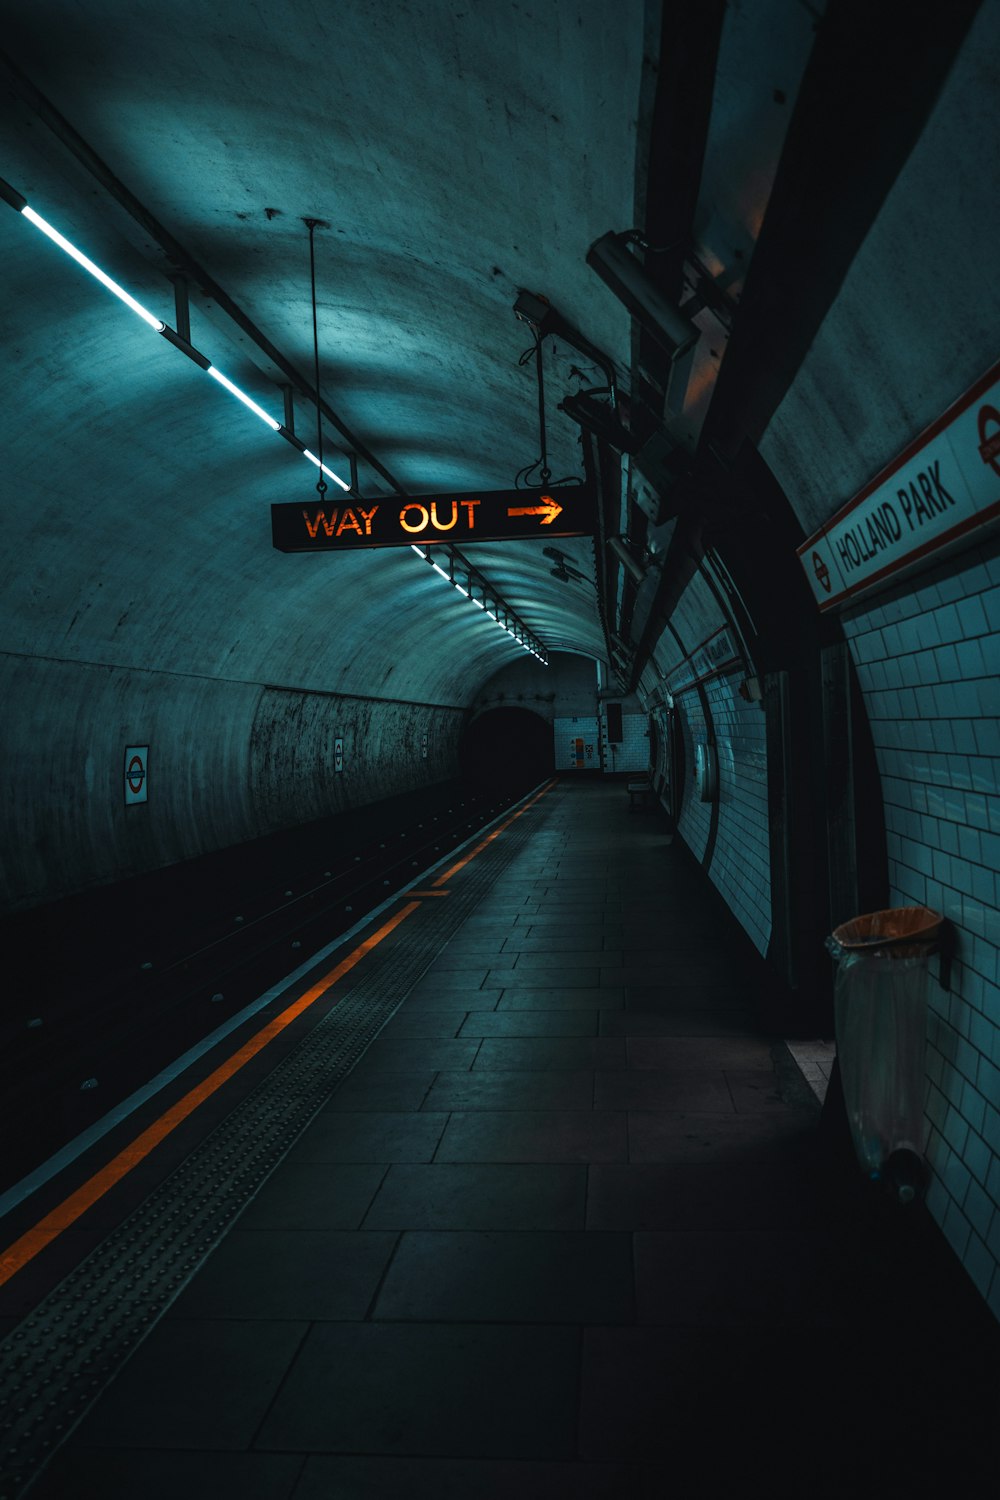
[[831, 905, 943, 957]]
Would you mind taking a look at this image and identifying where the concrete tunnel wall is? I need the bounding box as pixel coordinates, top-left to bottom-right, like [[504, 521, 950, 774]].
[[0, 651, 466, 911]]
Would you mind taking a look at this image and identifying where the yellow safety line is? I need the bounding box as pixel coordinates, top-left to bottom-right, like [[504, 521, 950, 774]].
[[1, 776, 557, 1286], [0, 900, 420, 1286]]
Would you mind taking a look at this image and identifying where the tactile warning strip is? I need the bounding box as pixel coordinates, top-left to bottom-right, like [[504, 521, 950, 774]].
[[0, 784, 558, 1499]]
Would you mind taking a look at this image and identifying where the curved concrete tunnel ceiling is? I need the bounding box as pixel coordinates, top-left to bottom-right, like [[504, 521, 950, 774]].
[[0, 0, 647, 711]]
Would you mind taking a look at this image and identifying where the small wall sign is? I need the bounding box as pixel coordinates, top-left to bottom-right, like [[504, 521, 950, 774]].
[[124, 745, 149, 805], [335, 737, 344, 772]]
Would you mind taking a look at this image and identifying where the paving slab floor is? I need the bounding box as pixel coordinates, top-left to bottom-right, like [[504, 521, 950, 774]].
[[23, 783, 999, 1498]]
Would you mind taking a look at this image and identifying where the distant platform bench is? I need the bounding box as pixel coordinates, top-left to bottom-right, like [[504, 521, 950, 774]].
[[627, 779, 656, 811]]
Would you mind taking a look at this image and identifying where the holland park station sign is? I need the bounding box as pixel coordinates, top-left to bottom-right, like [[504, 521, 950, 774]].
[[271, 483, 596, 552], [798, 358, 1000, 610]]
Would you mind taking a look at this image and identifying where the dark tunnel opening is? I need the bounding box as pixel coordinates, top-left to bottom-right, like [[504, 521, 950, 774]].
[[459, 707, 555, 794]]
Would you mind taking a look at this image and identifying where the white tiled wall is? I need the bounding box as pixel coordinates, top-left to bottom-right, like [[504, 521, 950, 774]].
[[676, 688, 711, 863], [703, 673, 772, 956], [841, 541, 1000, 1319], [553, 716, 600, 771], [675, 676, 771, 956], [603, 710, 650, 774]]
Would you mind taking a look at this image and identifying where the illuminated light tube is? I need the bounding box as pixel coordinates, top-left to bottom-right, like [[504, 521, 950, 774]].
[[303, 449, 352, 493], [4, 185, 364, 496], [471, 597, 485, 609], [411, 544, 428, 558], [20, 205, 165, 331], [207, 367, 280, 430], [431, 561, 450, 580]]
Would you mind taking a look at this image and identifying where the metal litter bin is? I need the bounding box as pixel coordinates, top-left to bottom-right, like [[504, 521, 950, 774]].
[[827, 906, 943, 1203]]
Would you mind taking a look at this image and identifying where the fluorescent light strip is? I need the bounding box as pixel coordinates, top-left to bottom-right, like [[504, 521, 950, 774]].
[[207, 366, 281, 431], [303, 449, 352, 493], [410, 547, 546, 661], [21, 205, 165, 331], [11, 191, 354, 493]]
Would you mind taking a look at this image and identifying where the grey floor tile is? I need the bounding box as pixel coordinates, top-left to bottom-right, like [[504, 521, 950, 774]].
[[429, 948, 510, 968], [31, 1449, 303, 1500], [578, 1325, 859, 1475], [238, 1163, 386, 1230], [502, 933, 624, 953], [373, 1229, 633, 1323], [363, 1163, 587, 1230], [293, 1456, 663, 1500], [458, 1010, 599, 1037], [510, 949, 619, 967], [326, 1070, 436, 1111], [406, 968, 496, 992], [497, 987, 624, 1010], [489, 967, 599, 987], [633, 1229, 841, 1327], [168, 1229, 397, 1320], [373, 1010, 463, 1038], [424, 1069, 594, 1112], [452, 918, 514, 932], [627, 1109, 810, 1163], [288, 1110, 449, 1163], [256, 1322, 580, 1458], [402, 988, 504, 1011], [577, 1326, 714, 1461], [626, 1036, 776, 1069], [599, 1009, 756, 1037], [586, 1162, 818, 1231], [71, 1318, 307, 1450], [725, 1066, 793, 1111], [473, 1037, 626, 1071], [355, 1036, 481, 1071], [626, 984, 756, 1010], [436, 1110, 626, 1163], [594, 1069, 734, 1112]]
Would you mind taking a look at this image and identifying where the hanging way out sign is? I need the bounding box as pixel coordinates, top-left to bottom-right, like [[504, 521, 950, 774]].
[[271, 484, 596, 552]]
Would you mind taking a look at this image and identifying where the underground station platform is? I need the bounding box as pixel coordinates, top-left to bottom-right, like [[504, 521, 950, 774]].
[[1, 782, 996, 1499]]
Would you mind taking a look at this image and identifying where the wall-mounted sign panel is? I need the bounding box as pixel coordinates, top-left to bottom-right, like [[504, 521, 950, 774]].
[[271, 485, 596, 552], [798, 359, 1000, 611], [554, 716, 598, 771], [124, 745, 148, 805], [334, 737, 344, 773]]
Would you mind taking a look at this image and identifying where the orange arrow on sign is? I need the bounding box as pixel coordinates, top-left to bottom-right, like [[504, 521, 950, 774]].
[[506, 494, 563, 525]]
